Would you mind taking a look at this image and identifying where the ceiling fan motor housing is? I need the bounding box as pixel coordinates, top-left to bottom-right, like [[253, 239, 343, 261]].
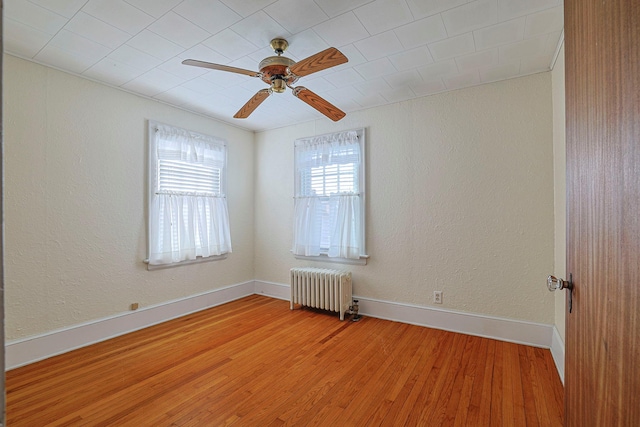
[[258, 56, 297, 89]]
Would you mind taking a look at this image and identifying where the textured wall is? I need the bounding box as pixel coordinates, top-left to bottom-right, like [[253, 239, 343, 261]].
[[552, 44, 567, 342], [4, 56, 255, 340], [255, 73, 556, 323]]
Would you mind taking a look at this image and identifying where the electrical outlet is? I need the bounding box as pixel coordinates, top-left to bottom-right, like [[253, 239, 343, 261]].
[[433, 291, 443, 304]]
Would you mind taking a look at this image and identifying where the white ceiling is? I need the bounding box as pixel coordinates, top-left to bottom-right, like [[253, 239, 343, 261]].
[[5, 0, 564, 132]]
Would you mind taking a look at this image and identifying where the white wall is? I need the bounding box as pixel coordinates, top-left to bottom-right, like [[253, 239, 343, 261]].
[[552, 43, 567, 343], [4, 55, 255, 340], [255, 73, 556, 324]]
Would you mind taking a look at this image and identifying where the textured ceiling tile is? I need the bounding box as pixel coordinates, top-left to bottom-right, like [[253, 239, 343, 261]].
[[2, 0, 567, 131], [417, 60, 458, 80], [264, 0, 328, 34], [230, 11, 291, 47], [389, 46, 434, 71], [441, 0, 498, 37], [83, 0, 155, 35], [108, 44, 163, 72], [49, 30, 111, 62], [455, 48, 499, 72], [127, 30, 184, 61], [429, 33, 476, 61], [174, 0, 242, 35], [524, 6, 564, 38], [34, 44, 99, 74], [286, 30, 331, 60], [499, 35, 547, 63], [313, 12, 370, 47], [352, 92, 387, 109], [202, 29, 259, 61], [384, 69, 424, 88], [153, 86, 201, 105], [329, 68, 366, 87], [326, 85, 364, 102], [354, 0, 414, 36], [313, 0, 372, 18], [380, 84, 416, 103], [394, 15, 448, 50], [65, 12, 131, 50], [405, 0, 467, 20], [83, 57, 145, 86], [148, 12, 211, 49], [354, 31, 404, 61], [479, 62, 521, 82], [122, 68, 186, 96], [219, 0, 278, 18], [497, 0, 560, 21], [29, 0, 87, 19], [5, 0, 68, 34], [181, 76, 224, 95], [410, 78, 446, 96], [473, 17, 526, 51], [354, 57, 398, 80], [4, 18, 51, 58], [302, 76, 337, 93], [123, 0, 183, 19]]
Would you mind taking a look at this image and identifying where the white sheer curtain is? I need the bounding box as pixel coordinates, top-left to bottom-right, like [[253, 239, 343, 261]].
[[149, 123, 231, 265], [293, 130, 363, 259]]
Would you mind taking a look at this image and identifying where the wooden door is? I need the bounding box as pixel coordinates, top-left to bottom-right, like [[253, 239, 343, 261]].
[[564, 0, 639, 425]]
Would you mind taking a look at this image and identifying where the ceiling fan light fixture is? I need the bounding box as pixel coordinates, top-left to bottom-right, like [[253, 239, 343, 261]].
[[272, 77, 286, 93]]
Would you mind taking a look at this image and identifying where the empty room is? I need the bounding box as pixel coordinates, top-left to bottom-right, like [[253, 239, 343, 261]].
[[2, 0, 638, 425]]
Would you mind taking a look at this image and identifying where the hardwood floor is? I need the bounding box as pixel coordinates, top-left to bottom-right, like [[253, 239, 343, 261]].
[[6, 295, 564, 426]]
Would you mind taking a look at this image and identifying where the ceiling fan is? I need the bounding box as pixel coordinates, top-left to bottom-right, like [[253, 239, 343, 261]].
[[182, 38, 348, 121]]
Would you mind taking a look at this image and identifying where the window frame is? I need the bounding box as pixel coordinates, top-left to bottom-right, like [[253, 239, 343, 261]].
[[146, 120, 230, 270], [293, 128, 368, 265]]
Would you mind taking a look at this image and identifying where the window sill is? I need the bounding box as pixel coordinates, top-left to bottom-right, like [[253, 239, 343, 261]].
[[144, 254, 228, 271], [292, 253, 369, 266]]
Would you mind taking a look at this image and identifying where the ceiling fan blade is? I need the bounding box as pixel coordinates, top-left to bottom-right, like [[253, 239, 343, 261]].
[[288, 47, 348, 77], [292, 86, 346, 121], [234, 89, 271, 119], [182, 59, 260, 77]]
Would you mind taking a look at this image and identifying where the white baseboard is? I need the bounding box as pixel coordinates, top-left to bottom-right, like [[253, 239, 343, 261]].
[[6, 280, 560, 374], [255, 280, 553, 348], [5, 281, 255, 370], [550, 325, 565, 383], [254, 280, 290, 301]]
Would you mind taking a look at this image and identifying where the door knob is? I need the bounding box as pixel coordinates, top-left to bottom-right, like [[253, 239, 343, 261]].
[[547, 273, 573, 313]]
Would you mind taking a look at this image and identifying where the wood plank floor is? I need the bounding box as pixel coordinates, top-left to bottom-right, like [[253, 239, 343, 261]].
[[6, 295, 564, 426]]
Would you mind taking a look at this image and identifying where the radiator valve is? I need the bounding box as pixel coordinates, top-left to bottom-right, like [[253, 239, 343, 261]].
[[349, 299, 361, 322]]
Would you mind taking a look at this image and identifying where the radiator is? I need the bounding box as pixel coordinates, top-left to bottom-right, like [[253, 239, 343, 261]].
[[290, 268, 352, 320]]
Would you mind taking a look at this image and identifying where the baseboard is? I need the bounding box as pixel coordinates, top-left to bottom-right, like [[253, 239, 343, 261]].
[[254, 280, 290, 300], [6, 280, 559, 372], [550, 325, 565, 383], [5, 281, 255, 370], [254, 280, 554, 348], [355, 296, 553, 348]]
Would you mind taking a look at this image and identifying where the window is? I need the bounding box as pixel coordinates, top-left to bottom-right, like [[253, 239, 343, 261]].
[[293, 128, 366, 262], [148, 121, 231, 267]]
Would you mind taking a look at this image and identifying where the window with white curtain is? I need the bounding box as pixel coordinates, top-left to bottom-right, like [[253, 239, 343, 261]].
[[293, 128, 366, 262], [148, 121, 231, 267]]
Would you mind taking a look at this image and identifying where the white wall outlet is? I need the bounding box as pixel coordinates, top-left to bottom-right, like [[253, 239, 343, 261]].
[[433, 291, 443, 304]]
